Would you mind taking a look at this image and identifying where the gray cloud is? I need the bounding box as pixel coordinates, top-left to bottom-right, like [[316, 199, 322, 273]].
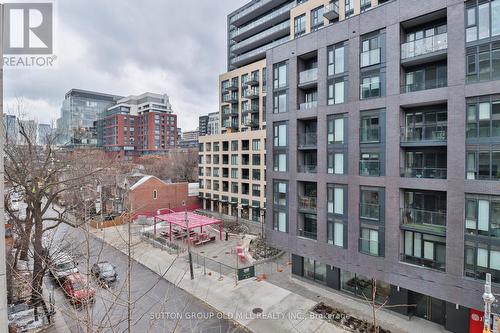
[[5, 0, 248, 130]]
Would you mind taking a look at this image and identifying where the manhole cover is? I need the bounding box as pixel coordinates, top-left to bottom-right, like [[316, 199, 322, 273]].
[[252, 308, 263, 314]]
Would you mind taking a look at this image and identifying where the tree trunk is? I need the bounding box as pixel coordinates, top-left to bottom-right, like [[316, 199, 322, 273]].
[[30, 203, 50, 323], [19, 221, 33, 261]]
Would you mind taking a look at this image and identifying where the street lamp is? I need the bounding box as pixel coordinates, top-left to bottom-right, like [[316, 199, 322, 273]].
[[183, 201, 194, 280], [483, 273, 496, 333], [260, 209, 265, 239]]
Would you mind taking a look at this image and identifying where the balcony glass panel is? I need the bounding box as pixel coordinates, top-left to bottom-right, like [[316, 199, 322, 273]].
[[401, 33, 448, 60], [299, 68, 318, 84], [360, 48, 381, 67]]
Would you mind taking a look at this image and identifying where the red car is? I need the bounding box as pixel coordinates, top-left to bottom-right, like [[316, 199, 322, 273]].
[[62, 273, 96, 305]]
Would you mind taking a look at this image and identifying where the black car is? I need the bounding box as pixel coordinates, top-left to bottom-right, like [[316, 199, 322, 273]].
[[91, 262, 117, 285]]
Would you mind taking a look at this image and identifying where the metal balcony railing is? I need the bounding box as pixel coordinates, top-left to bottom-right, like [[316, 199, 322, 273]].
[[298, 196, 317, 212], [298, 132, 317, 147], [400, 125, 447, 142], [400, 254, 445, 271], [400, 208, 447, 228], [230, 21, 289, 53], [359, 160, 380, 176], [298, 164, 317, 174], [360, 126, 381, 143], [400, 78, 447, 93], [401, 33, 448, 60], [298, 229, 317, 240], [400, 167, 447, 179]]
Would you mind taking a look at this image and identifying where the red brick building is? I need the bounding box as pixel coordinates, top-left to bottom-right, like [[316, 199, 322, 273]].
[[124, 176, 199, 215], [99, 93, 177, 159]]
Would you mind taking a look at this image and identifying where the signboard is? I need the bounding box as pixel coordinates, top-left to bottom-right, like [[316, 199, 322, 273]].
[[469, 309, 484, 333], [237, 266, 255, 281]]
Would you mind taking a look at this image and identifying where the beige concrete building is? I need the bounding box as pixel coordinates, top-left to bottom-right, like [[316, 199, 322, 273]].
[[199, 59, 267, 222]]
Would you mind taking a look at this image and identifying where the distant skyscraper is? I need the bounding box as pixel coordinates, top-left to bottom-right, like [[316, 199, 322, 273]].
[[37, 123, 52, 145], [3, 114, 17, 145], [56, 89, 122, 146], [207, 112, 220, 135], [199, 115, 209, 136]]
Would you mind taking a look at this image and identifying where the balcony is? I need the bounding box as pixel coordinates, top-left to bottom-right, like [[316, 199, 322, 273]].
[[225, 81, 239, 92], [242, 104, 259, 114], [400, 253, 445, 271], [299, 101, 318, 111], [222, 94, 239, 104], [231, 37, 289, 68], [229, 2, 295, 41], [223, 121, 239, 130], [400, 78, 447, 94], [401, 33, 447, 67], [231, 21, 289, 55], [360, 203, 380, 220], [360, 48, 381, 68], [298, 229, 317, 240], [400, 208, 446, 235], [243, 89, 260, 99], [360, 126, 381, 143], [400, 125, 447, 146], [360, 160, 380, 176], [242, 118, 259, 128], [298, 196, 317, 213], [298, 133, 317, 149], [246, 74, 260, 86], [298, 164, 317, 174], [323, 1, 340, 21], [229, 0, 289, 26], [298, 68, 318, 87], [400, 167, 447, 179], [222, 108, 239, 117]]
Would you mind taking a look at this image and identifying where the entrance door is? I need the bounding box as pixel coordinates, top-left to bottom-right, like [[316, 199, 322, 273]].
[[409, 291, 445, 325]]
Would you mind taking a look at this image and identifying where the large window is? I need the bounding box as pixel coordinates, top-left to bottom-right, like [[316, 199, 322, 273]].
[[360, 74, 381, 99], [360, 228, 380, 256], [403, 231, 446, 271], [466, 196, 500, 238], [273, 122, 288, 172], [327, 184, 347, 248], [273, 62, 288, 90], [466, 147, 500, 180], [466, 43, 500, 83], [466, 0, 500, 42], [327, 115, 347, 175], [465, 241, 500, 283], [360, 35, 381, 68], [328, 42, 346, 76], [294, 14, 306, 38], [360, 187, 382, 222], [328, 77, 346, 105], [273, 91, 288, 114], [345, 0, 354, 18], [402, 63, 447, 93], [311, 6, 324, 31], [467, 98, 500, 138]]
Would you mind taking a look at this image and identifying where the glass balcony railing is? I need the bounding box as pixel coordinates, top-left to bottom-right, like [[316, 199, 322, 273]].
[[299, 68, 318, 85], [360, 126, 380, 143], [400, 79, 447, 93], [243, 89, 260, 99], [299, 101, 318, 111], [360, 160, 380, 176], [298, 196, 317, 212], [323, 2, 340, 20], [242, 104, 259, 113], [231, 37, 290, 66], [359, 203, 380, 220], [401, 33, 448, 60], [298, 132, 317, 147], [230, 2, 295, 39], [400, 254, 445, 271], [360, 48, 381, 67], [400, 167, 447, 179], [230, 21, 289, 53], [298, 164, 317, 174], [222, 94, 239, 103], [400, 208, 446, 229], [400, 125, 447, 142]]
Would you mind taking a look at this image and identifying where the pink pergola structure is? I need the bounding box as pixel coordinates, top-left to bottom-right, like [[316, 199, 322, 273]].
[[153, 211, 223, 242]]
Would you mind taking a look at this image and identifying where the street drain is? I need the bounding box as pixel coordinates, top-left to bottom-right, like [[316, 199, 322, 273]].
[[252, 308, 263, 314], [212, 255, 218, 259]]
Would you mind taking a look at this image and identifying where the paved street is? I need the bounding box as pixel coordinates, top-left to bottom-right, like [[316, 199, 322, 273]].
[[46, 219, 245, 333]]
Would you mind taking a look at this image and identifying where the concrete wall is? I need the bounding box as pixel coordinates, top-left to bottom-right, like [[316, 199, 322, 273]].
[[265, 0, 497, 311]]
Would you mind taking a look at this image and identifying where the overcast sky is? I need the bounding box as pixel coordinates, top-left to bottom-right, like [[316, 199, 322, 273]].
[[5, 0, 248, 131]]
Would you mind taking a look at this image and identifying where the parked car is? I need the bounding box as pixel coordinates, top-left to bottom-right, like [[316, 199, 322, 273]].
[[91, 261, 117, 286], [49, 252, 78, 283], [62, 273, 95, 305]]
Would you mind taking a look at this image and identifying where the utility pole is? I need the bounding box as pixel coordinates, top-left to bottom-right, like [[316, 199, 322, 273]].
[[184, 201, 194, 280], [483, 273, 496, 333], [0, 4, 7, 332]]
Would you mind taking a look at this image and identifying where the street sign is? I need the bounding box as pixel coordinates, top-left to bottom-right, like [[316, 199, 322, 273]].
[[237, 266, 255, 281]]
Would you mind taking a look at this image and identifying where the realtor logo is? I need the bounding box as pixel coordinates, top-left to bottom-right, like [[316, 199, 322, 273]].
[[3, 2, 53, 54]]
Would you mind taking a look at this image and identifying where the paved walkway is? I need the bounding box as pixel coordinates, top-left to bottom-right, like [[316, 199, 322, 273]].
[[92, 224, 450, 333]]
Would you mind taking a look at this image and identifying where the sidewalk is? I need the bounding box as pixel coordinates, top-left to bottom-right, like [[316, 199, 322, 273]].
[[92, 224, 449, 333], [92, 224, 344, 333]]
